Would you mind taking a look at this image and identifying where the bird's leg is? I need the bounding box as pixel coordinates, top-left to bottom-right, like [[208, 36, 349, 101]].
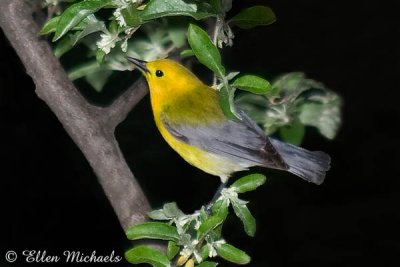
[[206, 181, 228, 212], [211, 181, 228, 203]]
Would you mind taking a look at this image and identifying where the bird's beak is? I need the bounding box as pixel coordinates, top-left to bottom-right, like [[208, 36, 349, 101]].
[[127, 57, 150, 74]]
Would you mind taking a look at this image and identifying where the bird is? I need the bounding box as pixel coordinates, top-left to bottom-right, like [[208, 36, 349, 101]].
[[127, 57, 330, 189]]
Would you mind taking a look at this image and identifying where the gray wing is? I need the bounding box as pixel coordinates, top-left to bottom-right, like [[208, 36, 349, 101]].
[[162, 110, 287, 169]]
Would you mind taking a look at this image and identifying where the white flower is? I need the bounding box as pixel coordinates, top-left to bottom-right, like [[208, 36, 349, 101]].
[[113, 8, 126, 27], [193, 250, 203, 263], [196, 239, 226, 259], [96, 31, 121, 54], [174, 212, 200, 235], [180, 239, 199, 258], [220, 187, 249, 205], [207, 243, 218, 258]]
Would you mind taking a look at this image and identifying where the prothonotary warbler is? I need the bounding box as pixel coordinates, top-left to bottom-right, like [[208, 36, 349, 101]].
[[128, 57, 331, 186]]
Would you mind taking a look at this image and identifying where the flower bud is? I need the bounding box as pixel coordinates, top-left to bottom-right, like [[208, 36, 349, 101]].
[[176, 255, 188, 266], [185, 258, 194, 267]]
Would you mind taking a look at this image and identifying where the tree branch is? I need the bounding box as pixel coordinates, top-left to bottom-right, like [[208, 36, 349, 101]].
[[0, 0, 150, 231], [105, 77, 148, 128]]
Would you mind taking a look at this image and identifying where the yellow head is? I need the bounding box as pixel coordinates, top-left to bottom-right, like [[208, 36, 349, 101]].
[[128, 58, 204, 102]]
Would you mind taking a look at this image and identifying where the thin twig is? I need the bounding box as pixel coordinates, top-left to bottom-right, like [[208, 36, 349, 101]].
[[212, 17, 222, 87]]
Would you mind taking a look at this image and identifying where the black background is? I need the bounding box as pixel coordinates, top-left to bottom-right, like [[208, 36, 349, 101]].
[[1, 1, 399, 266]]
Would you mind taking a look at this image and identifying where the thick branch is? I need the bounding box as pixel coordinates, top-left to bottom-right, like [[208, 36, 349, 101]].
[[0, 0, 150, 230]]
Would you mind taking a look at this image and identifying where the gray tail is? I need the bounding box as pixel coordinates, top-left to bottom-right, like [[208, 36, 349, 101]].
[[269, 138, 331, 185]]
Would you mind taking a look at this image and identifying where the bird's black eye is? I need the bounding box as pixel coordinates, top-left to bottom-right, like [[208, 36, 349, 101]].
[[155, 70, 164, 77]]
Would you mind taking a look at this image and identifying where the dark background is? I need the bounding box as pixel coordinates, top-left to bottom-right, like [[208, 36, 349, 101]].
[[1, 0, 399, 266]]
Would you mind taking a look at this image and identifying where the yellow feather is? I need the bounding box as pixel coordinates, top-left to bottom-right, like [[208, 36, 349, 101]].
[[143, 59, 247, 181]]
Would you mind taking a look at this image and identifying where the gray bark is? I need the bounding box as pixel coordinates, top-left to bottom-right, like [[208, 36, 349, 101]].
[[0, 0, 150, 231]]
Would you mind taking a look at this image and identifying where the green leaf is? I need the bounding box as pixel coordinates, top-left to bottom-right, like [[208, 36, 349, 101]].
[[40, 16, 61, 35], [231, 202, 256, 237], [167, 241, 180, 260], [148, 210, 170, 221], [163, 202, 184, 218], [96, 48, 106, 64], [41, 14, 104, 37], [211, 199, 229, 218], [218, 84, 238, 120], [225, 71, 240, 81], [232, 75, 272, 94], [109, 19, 119, 34], [85, 69, 112, 92], [53, 33, 76, 57], [279, 119, 305, 145], [199, 245, 210, 261], [298, 93, 342, 139], [187, 24, 225, 78], [52, 16, 105, 57], [70, 15, 106, 45], [199, 207, 209, 222], [148, 202, 184, 221], [230, 6, 276, 29], [121, 3, 142, 26], [231, 174, 267, 193], [215, 243, 251, 265], [126, 222, 179, 242], [125, 245, 170, 267], [180, 49, 194, 58], [197, 261, 219, 267], [197, 215, 225, 240], [272, 72, 324, 100], [141, 0, 215, 20], [53, 0, 114, 41]]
